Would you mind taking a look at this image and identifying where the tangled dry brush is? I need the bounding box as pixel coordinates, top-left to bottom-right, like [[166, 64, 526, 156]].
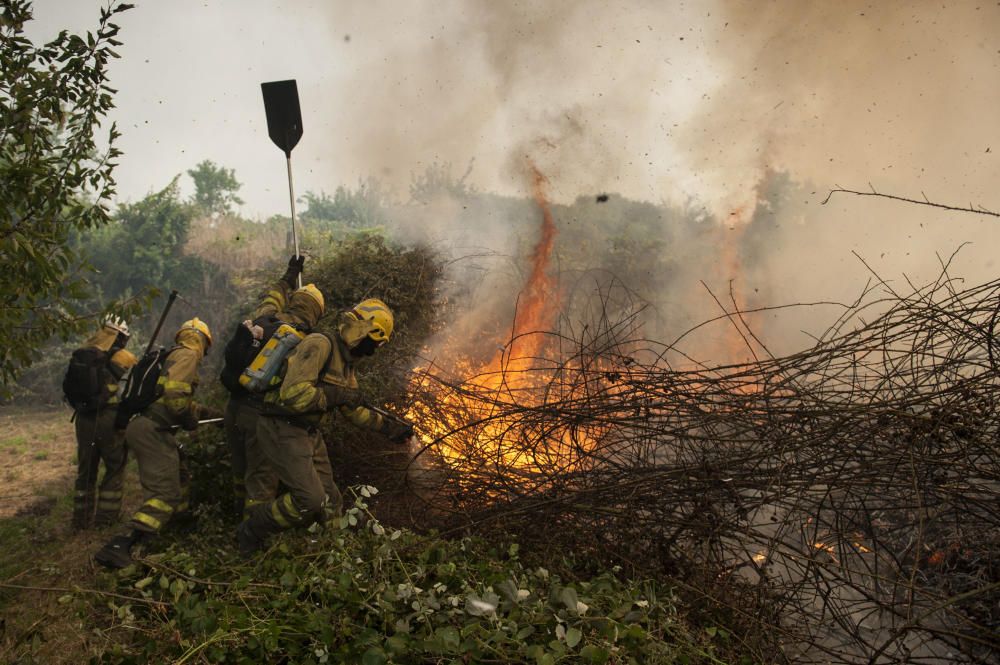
[[403, 266, 1000, 664]]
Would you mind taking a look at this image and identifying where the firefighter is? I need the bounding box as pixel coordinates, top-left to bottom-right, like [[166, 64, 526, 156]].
[[220, 255, 324, 517], [95, 317, 221, 569], [67, 317, 137, 530], [237, 298, 413, 556]]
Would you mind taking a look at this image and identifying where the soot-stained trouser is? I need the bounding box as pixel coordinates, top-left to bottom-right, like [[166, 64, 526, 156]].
[[237, 297, 414, 556], [94, 318, 222, 569], [219, 254, 324, 518], [65, 317, 137, 530]]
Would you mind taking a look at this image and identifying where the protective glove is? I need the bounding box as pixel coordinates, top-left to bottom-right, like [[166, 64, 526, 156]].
[[180, 408, 200, 432], [321, 383, 366, 410], [281, 254, 305, 287], [382, 418, 415, 444]]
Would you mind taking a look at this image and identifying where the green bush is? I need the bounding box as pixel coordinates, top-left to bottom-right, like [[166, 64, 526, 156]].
[[287, 234, 444, 507], [92, 488, 724, 665]]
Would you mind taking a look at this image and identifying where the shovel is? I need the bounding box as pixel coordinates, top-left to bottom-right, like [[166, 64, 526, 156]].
[[261, 79, 304, 288]]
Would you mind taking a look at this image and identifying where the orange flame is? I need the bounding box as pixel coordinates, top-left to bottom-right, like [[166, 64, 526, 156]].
[[511, 161, 559, 357], [474, 160, 559, 384], [706, 169, 775, 368], [407, 160, 589, 471]]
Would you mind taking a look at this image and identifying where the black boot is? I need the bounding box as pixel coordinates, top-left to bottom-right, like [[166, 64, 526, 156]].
[[236, 508, 277, 559], [95, 533, 136, 569], [170, 511, 199, 535], [94, 530, 153, 569]]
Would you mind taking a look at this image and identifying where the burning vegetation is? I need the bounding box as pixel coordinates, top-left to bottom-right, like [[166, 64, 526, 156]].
[[394, 173, 1000, 663]]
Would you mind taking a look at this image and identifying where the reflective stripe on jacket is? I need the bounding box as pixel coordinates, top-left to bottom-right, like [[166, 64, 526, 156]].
[[151, 332, 206, 428], [264, 329, 385, 432], [254, 280, 292, 320]]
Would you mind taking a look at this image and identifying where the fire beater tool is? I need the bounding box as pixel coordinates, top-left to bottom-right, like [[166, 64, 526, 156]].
[[261, 79, 304, 288]]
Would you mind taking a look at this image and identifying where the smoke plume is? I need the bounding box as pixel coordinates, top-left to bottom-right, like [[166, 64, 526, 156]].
[[320, 0, 1000, 360]]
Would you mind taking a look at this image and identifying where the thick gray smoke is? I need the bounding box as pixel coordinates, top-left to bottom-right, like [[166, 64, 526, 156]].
[[34, 1, 1000, 361], [315, 1, 1000, 361], [321, 1, 706, 202]]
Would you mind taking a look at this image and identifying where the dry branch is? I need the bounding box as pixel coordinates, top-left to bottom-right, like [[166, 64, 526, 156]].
[[402, 272, 1000, 664], [822, 185, 999, 219]]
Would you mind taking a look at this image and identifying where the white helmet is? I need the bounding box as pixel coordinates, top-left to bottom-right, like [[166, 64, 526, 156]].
[[103, 315, 130, 337]]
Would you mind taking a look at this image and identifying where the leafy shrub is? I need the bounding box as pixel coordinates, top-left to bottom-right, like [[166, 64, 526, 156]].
[[296, 234, 445, 513], [93, 488, 725, 664]]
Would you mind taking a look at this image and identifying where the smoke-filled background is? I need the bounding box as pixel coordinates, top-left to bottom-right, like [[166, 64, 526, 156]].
[[29, 0, 1000, 359]]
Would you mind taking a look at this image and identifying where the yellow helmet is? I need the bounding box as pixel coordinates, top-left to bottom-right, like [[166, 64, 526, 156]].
[[348, 298, 394, 346], [292, 283, 325, 315], [177, 317, 212, 347]]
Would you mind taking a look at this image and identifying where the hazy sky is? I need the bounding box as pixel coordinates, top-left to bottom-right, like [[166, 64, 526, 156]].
[[26, 1, 1000, 354], [28, 1, 721, 216], [30, 1, 998, 218]]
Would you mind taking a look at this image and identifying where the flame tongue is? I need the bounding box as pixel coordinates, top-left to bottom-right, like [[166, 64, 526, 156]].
[[511, 162, 559, 359], [408, 161, 578, 470]]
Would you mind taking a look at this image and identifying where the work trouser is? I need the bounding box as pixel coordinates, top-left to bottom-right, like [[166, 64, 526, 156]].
[[253, 416, 341, 532], [124, 414, 190, 534], [225, 396, 278, 515], [73, 407, 127, 529]]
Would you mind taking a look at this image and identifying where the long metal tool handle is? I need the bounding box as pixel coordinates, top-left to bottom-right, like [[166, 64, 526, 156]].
[[145, 290, 179, 355], [158, 417, 225, 433], [366, 403, 410, 428], [285, 156, 302, 289]]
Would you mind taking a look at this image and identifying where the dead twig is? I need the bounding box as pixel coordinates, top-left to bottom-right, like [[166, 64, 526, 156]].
[[822, 185, 999, 218]]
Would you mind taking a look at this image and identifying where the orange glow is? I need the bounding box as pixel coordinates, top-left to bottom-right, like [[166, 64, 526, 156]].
[[512, 162, 559, 356], [404, 168, 776, 476], [706, 170, 775, 368], [406, 161, 607, 474], [812, 541, 839, 562]]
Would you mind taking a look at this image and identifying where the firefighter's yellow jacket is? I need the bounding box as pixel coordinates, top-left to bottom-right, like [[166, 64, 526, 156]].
[[254, 279, 322, 329], [147, 329, 210, 430], [263, 312, 386, 431]]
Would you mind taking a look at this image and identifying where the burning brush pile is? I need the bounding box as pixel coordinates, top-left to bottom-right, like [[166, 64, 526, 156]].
[[397, 183, 1000, 664]]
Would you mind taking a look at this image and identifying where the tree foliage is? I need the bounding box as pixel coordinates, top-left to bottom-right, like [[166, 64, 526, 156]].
[[80, 178, 237, 352], [408, 161, 474, 204], [300, 177, 392, 230], [187, 159, 244, 216], [85, 178, 196, 297], [0, 0, 137, 390]]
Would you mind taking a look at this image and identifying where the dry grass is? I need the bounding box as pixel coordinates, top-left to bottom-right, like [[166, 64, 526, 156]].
[[0, 406, 78, 519], [0, 407, 146, 664]]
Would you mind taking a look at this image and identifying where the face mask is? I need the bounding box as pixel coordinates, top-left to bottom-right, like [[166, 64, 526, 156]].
[[350, 336, 379, 358]]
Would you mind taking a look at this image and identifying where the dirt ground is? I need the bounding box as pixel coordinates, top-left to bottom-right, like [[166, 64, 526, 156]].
[[0, 407, 145, 664], [0, 406, 79, 518]]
